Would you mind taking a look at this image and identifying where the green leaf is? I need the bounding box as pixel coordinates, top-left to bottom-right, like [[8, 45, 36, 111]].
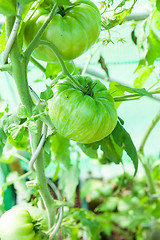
[[18, 0, 34, 4], [59, 161, 79, 201], [109, 82, 125, 108], [112, 121, 138, 174], [156, 0, 160, 11], [80, 179, 102, 198], [0, 0, 16, 16], [116, 84, 153, 97], [53, 0, 71, 6], [102, 7, 132, 30], [46, 61, 74, 79], [16, 104, 29, 119], [133, 66, 153, 88], [8, 134, 28, 150], [46, 62, 62, 79], [77, 142, 99, 159], [51, 133, 71, 168], [0, 128, 7, 157], [99, 135, 123, 165], [0, 24, 6, 54], [8, 124, 25, 141], [0, 114, 20, 134], [40, 85, 53, 101]]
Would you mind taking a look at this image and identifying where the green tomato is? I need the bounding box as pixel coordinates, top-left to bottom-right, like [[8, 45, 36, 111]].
[[0, 207, 47, 240], [48, 75, 117, 143], [23, 0, 101, 62]]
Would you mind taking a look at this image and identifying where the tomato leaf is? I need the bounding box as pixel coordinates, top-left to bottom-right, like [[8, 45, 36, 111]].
[[40, 85, 53, 101], [46, 63, 62, 79], [115, 84, 153, 97], [8, 124, 25, 141], [99, 135, 123, 165], [0, 24, 6, 54], [50, 133, 71, 168], [112, 121, 138, 175], [156, 0, 160, 11], [53, 0, 71, 6], [77, 142, 99, 159], [109, 82, 125, 108], [59, 161, 79, 201], [133, 66, 153, 88], [16, 104, 29, 119], [18, 0, 34, 4], [0, 0, 16, 16], [0, 128, 7, 157]]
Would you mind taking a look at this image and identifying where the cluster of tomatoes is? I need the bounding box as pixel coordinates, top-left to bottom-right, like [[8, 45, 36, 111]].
[[0, 1, 118, 239]]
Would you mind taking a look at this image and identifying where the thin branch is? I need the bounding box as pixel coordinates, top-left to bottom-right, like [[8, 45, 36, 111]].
[[29, 123, 48, 171], [30, 56, 46, 73], [114, 90, 160, 102], [29, 85, 40, 103], [2, 4, 23, 64], [0, 63, 12, 72], [47, 179, 63, 240], [139, 109, 160, 152], [24, 4, 58, 64], [39, 40, 86, 93]]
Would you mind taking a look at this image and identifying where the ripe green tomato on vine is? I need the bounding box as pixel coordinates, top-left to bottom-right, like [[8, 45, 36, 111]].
[[48, 75, 117, 143], [23, 0, 101, 62]]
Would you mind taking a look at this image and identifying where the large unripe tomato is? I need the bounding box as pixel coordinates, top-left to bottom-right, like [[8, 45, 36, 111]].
[[23, 0, 101, 62], [0, 207, 47, 240], [48, 76, 117, 143]]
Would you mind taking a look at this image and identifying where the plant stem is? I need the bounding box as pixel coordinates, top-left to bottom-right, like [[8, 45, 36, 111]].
[[3, 4, 23, 64], [138, 109, 160, 195], [5, 16, 34, 116], [24, 4, 58, 64], [5, 7, 55, 229], [29, 121, 55, 228], [113, 90, 160, 102], [39, 40, 86, 92], [139, 109, 160, 152], [30, 56, 46, 73], [138, 153, 156, 194], [0, 63, 12, 72]]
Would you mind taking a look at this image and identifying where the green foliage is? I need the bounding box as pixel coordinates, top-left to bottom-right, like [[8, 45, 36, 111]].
[[59, 160, 79, 201], [78, 120, 138, 173], [40, 85, 53, 101], [0, 25, 6, 54], [0, 0, 16, 16], [102, 0, 135, 30], [133, 65, 154, 88], [112, 121, 138, 174], [156, 0, 160, 11]]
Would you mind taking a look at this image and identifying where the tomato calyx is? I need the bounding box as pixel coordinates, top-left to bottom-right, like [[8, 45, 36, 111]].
[[83, 81, 97, 98]]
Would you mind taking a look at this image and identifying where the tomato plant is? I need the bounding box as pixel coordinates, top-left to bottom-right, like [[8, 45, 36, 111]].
[[23, 0, 101, 62], [0, 0, 160, 239], [48, 75, 117, 143]]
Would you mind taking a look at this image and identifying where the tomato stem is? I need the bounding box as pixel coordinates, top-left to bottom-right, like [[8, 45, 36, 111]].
[[2, 3, 23, 64], [24, 4, 58, 64], [5, 15, 34, 116], [5, 4, 56, 230], [39, 40, 87, 93]]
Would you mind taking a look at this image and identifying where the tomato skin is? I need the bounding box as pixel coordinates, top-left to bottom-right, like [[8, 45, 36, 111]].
[[48, 76, 117, 143], [0, 207, 35, 240], [0, 206, 47, 240], [23, 0, 101, 62]]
